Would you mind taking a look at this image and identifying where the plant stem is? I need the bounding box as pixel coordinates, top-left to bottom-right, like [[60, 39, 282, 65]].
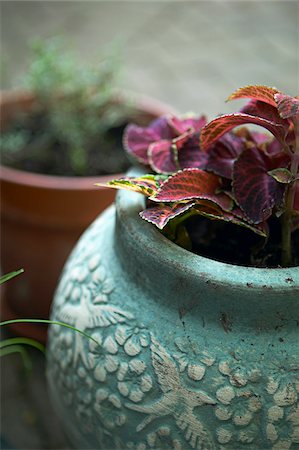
[[281, 205, 292, 267], [281, 119, 299, 266]]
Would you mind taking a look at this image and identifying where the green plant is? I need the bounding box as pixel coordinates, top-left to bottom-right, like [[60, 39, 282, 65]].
[[0, 269, 98, 370], [0, 268, 24, 284], [1, 37, 131, 175], [99, 85, 299, 267], [0, 269, 42, 373]]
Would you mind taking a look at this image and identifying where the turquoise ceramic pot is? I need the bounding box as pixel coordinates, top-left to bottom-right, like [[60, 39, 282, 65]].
[[47, 187, 299, 450]]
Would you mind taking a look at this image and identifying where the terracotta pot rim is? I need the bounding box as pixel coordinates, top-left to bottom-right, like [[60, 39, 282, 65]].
[[0, 164, 124, 191], [116, 178, 299, 290], [0, 89, 176, 191], [0, 88, 177, 115]]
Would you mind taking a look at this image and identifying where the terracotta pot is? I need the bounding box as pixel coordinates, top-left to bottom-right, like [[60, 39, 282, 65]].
[[0, 90, 174, 342]]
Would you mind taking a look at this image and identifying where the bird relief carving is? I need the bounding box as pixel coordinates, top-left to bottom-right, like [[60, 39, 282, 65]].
[[54, 261, 133, 368], [126, 335, 217, 450]]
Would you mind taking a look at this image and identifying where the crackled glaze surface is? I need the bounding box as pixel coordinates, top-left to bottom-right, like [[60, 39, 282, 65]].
[[47, 191, 299, 450]]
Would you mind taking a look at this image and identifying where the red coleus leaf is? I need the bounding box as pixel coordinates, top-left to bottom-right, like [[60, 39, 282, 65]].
[[123, 117, 174, 165], [200, 113, 287, 151], [205, 132, 246, 179], [194, 203, 268, 237], [241, 100, 288, 129], [150, 168, 233, 211], [140, 201, 195, 229], [96, 175, 162, 197], [141, 198, 268, 236], [233, 147, 288, 223], [239, 100, 295, 148], [274, 93, 299, 119], [227, 85, 281, 107]]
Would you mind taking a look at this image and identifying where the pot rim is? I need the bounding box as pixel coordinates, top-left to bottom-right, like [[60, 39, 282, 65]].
[[116, 187, 299, 291], [0, 164, 124, 191], [0, 89, 176, 191]]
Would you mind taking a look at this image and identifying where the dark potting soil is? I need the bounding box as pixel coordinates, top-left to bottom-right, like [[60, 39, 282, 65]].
[[185, 215, 299, 268], [1, 113, 132, 176]]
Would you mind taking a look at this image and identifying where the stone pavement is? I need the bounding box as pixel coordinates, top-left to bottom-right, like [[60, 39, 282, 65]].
[[1, 1, 298, 449]]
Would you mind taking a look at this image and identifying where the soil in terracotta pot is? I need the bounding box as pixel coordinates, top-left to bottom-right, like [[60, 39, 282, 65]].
[[185, 216, 299, 268], [1, 111, 132, 176]]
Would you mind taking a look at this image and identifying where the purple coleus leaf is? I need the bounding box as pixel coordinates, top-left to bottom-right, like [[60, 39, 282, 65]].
[[274, 93, 299, 119], [150, 168, 233, 212], [205, 132, 246, 179], [148, 140, 177, 174], [265, 138, 283, 155], [149, 130, 208, 174], [168, 115, 207, 134], [177, 133, 208, 170], [124, 114, 207, 174], [140, 201, 195, 229], [150, 117, 207, 174], [148, 131, 193, 174], [233, 147, 289, 223], [123, 116, 174, 165]]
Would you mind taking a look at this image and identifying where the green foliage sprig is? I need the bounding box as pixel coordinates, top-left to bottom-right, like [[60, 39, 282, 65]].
[[1, 37, 129, 175]]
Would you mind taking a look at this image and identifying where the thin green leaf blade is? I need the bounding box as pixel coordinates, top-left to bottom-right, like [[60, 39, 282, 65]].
[[0, 269, 24, 285]]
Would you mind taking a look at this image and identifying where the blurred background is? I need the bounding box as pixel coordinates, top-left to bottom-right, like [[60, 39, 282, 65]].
[[1, 1, 298, 449], [2, 1, 298, 115]]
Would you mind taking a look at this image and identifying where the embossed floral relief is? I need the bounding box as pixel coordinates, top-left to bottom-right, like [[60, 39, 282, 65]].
[[48, 250, 298, 450], [126, 426, 183, 450], [265, 375, 299, 449]]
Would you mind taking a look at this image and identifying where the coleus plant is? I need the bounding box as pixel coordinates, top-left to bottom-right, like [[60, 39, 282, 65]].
[[98, 86, 299, 267]]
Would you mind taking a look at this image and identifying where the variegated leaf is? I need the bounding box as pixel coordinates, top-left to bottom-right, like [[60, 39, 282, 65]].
[[95, 176, 161, 197], [268, 168, 293, 184], [227, 85, 281, 107]]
